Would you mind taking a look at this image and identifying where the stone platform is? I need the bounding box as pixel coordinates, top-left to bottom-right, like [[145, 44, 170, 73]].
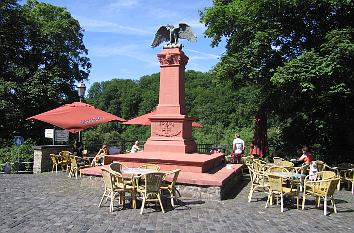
[[103, 151, 224, 173], [81, 153, 244, 200]]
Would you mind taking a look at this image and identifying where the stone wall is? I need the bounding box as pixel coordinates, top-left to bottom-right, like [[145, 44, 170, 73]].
[[33, 145, 72, 173], [176, 169, 243, 200]]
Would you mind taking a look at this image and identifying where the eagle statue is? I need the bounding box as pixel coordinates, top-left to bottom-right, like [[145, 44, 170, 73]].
[[151, 23, 197, 48]]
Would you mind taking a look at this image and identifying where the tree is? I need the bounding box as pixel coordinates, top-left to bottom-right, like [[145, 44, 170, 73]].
[[0, 0, 91, 143], [200, 0, 354, 160]]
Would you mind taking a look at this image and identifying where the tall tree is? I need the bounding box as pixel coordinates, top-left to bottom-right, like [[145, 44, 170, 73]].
[[0, 0, 91, 143], [200, 0, 354, 160]]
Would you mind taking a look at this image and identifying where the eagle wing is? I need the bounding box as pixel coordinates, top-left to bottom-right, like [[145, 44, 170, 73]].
[[151, 26, 170, 48], [178, 23, 197, 42]]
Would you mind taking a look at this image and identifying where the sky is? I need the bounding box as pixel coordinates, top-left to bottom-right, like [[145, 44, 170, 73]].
[[38, 0, 226, 88]]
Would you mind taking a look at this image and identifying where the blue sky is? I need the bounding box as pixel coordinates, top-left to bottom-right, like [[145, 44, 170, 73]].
[[39, 0, 226, 88]]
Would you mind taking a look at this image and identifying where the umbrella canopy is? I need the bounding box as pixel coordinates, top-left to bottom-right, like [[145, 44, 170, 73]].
[[250, 111, 268, 157], [123, 110, 203, 127], [27, 102, 125, 132]]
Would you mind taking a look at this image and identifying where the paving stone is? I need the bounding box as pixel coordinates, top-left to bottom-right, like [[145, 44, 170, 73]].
[[0, 173, 353, 233]]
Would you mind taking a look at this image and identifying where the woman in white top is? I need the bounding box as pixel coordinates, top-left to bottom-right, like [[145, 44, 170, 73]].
[[130, 141, 140, 153]]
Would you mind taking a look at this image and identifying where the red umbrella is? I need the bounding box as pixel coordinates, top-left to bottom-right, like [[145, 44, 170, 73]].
[[123, 110, 203, 127], [27, 102, 125, 132], [250, 111, 268, 157]]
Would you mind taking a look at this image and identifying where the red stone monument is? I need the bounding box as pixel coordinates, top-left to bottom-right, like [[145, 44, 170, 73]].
[[143, 47, 197, 154]]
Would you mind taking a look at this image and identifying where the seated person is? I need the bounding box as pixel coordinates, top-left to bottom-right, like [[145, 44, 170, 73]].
[[73, 140, 83, 158], [91, 144, 109, 166], [130, 141, 140, 153], [292, 145, 313, 166]]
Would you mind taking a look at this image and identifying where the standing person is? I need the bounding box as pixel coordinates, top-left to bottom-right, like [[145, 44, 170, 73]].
[[232, 133, 245, 164], [130, 141, 140, 153]]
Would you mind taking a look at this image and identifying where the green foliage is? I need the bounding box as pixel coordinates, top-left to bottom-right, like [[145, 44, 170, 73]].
[[0, 0, 91, 143], [201, 0, 354, 161]]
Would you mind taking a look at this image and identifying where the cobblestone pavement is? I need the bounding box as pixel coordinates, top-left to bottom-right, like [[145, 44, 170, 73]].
[[0, 173, 353, 233]]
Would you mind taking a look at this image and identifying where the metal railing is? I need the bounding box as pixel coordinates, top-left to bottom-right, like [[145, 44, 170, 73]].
[[0, 161, 34, 174]]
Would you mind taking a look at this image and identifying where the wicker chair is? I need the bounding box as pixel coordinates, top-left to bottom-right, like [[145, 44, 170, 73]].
[[109, 162, 128, 174], [98, 167, 126, 212], [273, 157, 285, 164], [266, 173, 299, 212], [50, 154, 62, 173], [160, 169, 181, 207], [342, 169, 354, 194], [248, 165, 269, 202], [134, 172, 165, 214], [59, 151, 72, 172], [302, 177, 340, 215], [68, 156, 90, 179], [138, 164, 160, 171]]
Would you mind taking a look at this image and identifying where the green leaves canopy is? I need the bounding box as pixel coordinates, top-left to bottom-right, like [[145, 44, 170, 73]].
[[0, 0, 91, 142]]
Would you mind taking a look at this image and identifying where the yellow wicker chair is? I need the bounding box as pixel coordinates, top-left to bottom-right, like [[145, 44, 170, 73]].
[[50, 154, 62, 173], [276, 160, 294, 170], [302, 177, 340, 215], [160, 169, 181, 207], [266, 173, 299, 212], [68, 156, 90, 179], [248, 166, 269, 202], [109, 162, 128, 173], [59, 151, 72, 172], [342, 169, 354, 194], [98, 167, 126, 212], [273, 157, 285, 164], [134, 172, 165, 214]]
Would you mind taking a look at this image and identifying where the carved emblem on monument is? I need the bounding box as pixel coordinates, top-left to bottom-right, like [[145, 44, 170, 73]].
[[153, 121, 181, 137]]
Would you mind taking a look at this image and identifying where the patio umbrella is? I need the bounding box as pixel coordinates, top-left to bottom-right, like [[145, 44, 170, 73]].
[[123, 110, 203, 127], [27, 102, 126, 133], [251, 111, 268, 157]]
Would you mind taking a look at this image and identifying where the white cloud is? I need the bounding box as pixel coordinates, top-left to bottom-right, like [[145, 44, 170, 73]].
[[109, 0, 138, 7], [77, 16, 150, 36], [185, 48, 220, 60]]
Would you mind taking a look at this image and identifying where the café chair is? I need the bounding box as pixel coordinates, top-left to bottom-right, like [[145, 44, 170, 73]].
[[273, 157, 285, 164], [50, 154, 62, 173], [98, 167, 126, 212], [68, 156, 90, 179], [138, 164, 160, 171], [160, 169, 181, 207], [276, 160, 294, 169], [265, 173, 299, 212], [248, 165, 269, 202], [109, 162, 128, 174], [302, 177, 340, 215], [342, 169, 354, 194], [59, 151, 72, 172], [134, 172, 165, 214]]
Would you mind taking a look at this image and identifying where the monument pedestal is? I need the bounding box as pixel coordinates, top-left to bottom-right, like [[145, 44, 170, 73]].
[[143, 47, 197, 154]]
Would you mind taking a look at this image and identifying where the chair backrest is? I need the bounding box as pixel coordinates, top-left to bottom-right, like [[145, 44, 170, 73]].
[[109, 162, 124, 173], [164, 169, 181, 188], [70, 156, 78, 168], [268, 166, 289, 173], [327, 178, 340, 196], [139, 164, 160, 171], [143, 172, 165, 194], [60, 151, 71, 162], [267, 174, 284, 192], [101, 167, 115, 190], [50, 154, 58, 164], [316, 160, 326, 172], [318, 170, 336, 180], [273, 157, 285, 164], [276, 160, 294, 168]]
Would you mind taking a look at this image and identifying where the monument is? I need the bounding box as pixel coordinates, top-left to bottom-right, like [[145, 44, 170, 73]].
[[144, 23, 198, 153], [83, 23, 243, 199]]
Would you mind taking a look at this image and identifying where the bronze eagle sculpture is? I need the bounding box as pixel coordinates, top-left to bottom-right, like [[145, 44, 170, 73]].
[[151, 23, 197, 48]]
